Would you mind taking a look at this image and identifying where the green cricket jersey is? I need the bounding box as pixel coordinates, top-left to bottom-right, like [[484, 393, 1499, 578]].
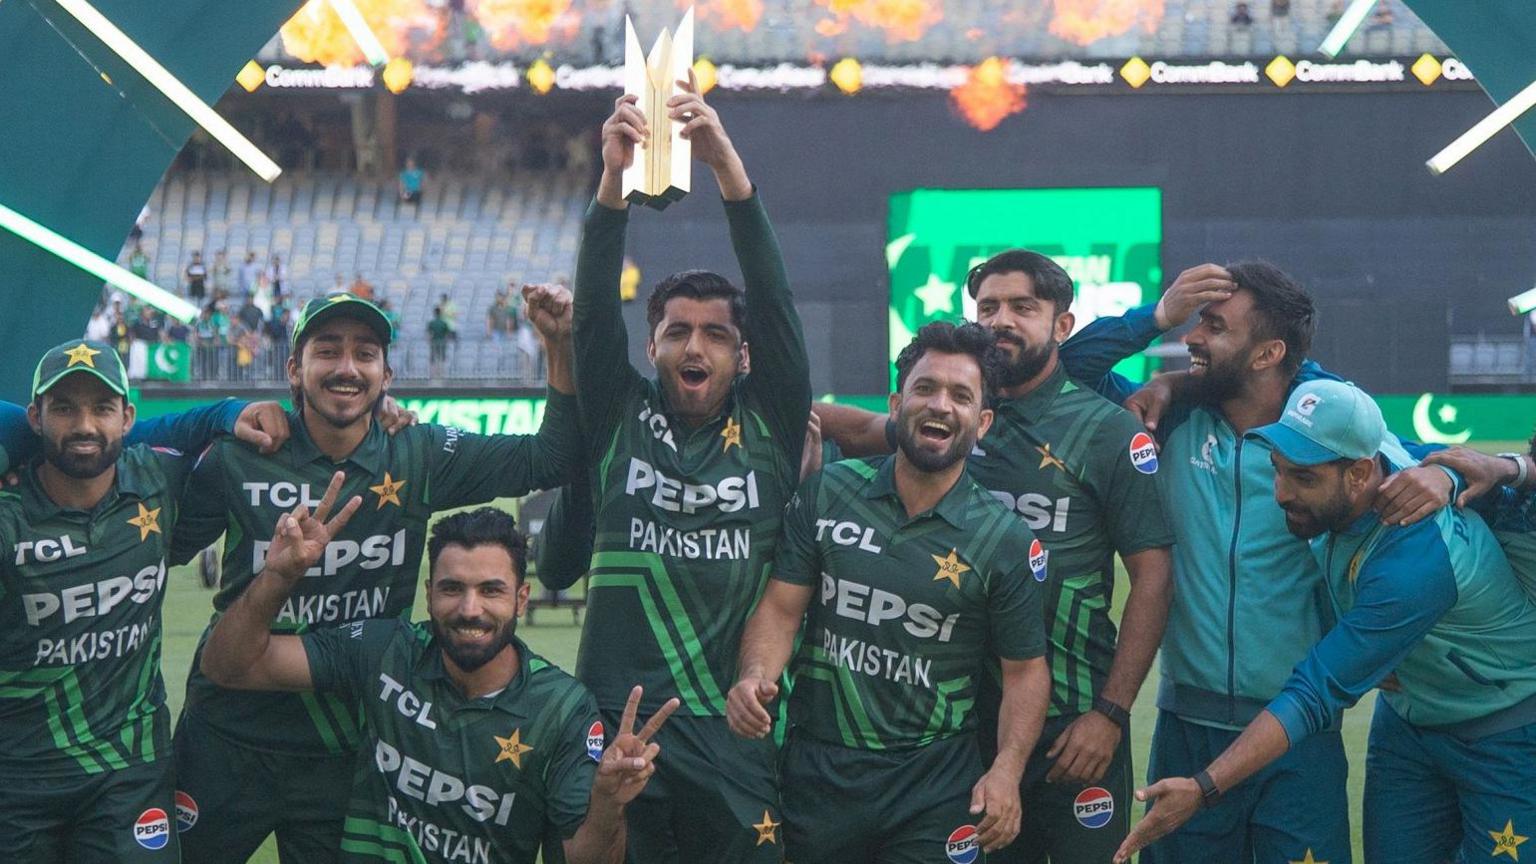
[[773, 457, 1047, 750], [570, 193, 811, 717], [0, 444, 192, 778], [967, 364, 1173, 718], [304, 620, 601, 864], [170, 395, 579, 755]]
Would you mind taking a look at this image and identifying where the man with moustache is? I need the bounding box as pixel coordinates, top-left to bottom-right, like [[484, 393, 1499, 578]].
[[728, 322, 1050, 864], [567, 80, 810, 861], [1116, 380, 1536, 863], [1067, 262, 1457, 863], [813, 250, 1179, 862], [201, 498, 678, 864], [167, 287, 583, 863]]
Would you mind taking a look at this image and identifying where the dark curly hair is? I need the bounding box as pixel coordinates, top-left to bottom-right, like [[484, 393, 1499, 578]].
[[893, 321, 1003, 403], [1227, 260, 1315, 376], [645, 269, 746, 337], [965, 249, 1075, 314], [427, 507, 528, 583]]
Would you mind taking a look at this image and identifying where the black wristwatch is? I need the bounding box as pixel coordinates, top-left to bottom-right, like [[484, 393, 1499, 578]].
[[1092, 696, 1131, 731], [1193, 769, 1222, 809]]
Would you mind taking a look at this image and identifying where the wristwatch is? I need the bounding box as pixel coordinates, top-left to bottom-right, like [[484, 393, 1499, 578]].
[[1193, 770, 1222, 809], [1092, 696, 1131, 731], [1496, 453, 1530, 489]]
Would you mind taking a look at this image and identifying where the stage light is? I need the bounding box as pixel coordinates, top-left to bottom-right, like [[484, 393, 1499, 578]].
[[0, 201, 198, 322], [1317, 0, 1374, 58], [1427, 78, 1536, 175], [328, 0, 390, 67], [1509, 286, 1536, 316], [52, 0, 282, 183]]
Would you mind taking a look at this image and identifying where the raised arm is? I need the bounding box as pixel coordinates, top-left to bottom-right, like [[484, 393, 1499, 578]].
[[810, 403, 892, 458], [534, 479, 596, 592]]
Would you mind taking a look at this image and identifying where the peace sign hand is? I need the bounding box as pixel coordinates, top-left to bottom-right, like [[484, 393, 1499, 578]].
[[262, 471, 362, 583], [593, 685, 680, 808]]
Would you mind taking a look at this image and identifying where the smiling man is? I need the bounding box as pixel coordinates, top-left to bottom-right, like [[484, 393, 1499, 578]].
[[167, 289, 583, 863], [728, 321, 1050, 864]]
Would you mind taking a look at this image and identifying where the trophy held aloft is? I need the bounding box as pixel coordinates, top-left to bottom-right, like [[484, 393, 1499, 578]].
[[622, 7, 695, 211]]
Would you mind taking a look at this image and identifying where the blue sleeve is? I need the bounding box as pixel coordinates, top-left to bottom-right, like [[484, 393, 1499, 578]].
[[127, 400, 245, 453], [1265, 521, 1457, 746], [0, 401, 27, 475], [1059, 304, 1162, 387]]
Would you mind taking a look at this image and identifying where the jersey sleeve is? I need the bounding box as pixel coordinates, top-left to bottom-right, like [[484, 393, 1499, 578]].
[[572, 199, 645, 443], [0, 401, 28, 475], [731, 191, 811, 455], [988, 532, 1047, 661], [769, 471, 824, 586], [534, 479, 596, 592], [1093, 412, 1175, 556], [301, 619, 401, 701], [168, 441, 230, 566], [423, 391, 581, 508], [1059, 304, 1162, 387], [127, 399, 246, 453], [543, 687, 603, 839], [1265, 520, 1457, 747]]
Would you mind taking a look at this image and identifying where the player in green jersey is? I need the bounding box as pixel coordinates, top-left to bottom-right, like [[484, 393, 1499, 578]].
[[814, 250, 1175, 862], [168, 287, 583, 863], [570, 79, 811, 862], [731, 322, 1051, 864], [201, 490, 677, 864], [0, 341, 274, 862]]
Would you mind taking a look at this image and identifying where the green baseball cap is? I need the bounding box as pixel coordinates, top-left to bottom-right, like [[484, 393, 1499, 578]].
[[31, 340, 130, 401], [1246, 379, 1386, 466], [291, 292, 394, 348]]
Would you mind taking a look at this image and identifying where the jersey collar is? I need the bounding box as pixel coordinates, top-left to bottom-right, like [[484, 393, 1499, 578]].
[[864, 454, 972, 529], [420, 633, 536, 713], [20, 446, 157, 522], [287, 408, 387, 476]]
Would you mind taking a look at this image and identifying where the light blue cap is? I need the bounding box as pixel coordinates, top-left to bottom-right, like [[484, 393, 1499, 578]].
[[1246, 379, 1386, 466]]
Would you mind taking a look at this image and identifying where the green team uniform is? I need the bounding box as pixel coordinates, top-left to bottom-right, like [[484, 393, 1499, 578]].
[[301, 619, 602, 864], [168, 396, 579, 863], [570, 192, 810, 862], [0, 444, 192, 862], [967, 365, 1173, 862], [772, 457, 1047, 864]]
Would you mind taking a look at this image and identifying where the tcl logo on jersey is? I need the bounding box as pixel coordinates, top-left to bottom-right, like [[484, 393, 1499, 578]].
[[637, 405, 678, 452], [1073, 787, 1115, 829], [377, 673, 439, 729], [988, 491, 1070, 533], [374, 740, 517, 825], [623, 458, 760, 514], [586, 721, 605, 762], [13, 535, 88, 565], [945, 825, 980, 864], [253, 528, 407, 577], [22, 562, 166, 626], [1129, 432, 1159, 474], [813, 519, 883, 553], [133, 808, 171, 850], [174, 791, 199, 833], [821, 576, 959, 642], [1028, 539, 1049, 582], [241, 481, 330, 508]]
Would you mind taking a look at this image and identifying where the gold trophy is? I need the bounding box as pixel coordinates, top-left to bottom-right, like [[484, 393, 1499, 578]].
[[622, 7, 695, 210]]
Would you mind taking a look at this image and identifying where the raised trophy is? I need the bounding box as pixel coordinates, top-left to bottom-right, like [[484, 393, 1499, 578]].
[[622, 7, 695, 210]]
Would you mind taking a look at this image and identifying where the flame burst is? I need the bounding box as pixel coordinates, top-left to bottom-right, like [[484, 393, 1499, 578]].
[[814, 0, 942, 43], [469, 0, 581, 52], [950, 57, 1026, 132], [1048, 0, 1165, 47], [280, 0, 442, 67], [685, 0, 764, 32]]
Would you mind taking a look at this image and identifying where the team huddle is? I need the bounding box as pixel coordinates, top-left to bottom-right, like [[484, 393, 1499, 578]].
[[4, 80, 1536, 864]]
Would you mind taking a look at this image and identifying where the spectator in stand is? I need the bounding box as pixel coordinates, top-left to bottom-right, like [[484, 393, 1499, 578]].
[[379, 297, 403, 336], [186, 251, 208, 302], [1272, 0, 1290, 16], [399, 156, 424, 206], [268, 253, 286, 299], [428, 304, 451, 376], [486, 285, 513, 341], [211, 249, 232, 296], [238, 251, 261, 294], [166, 315, 192, 346], [193, 303, 221, 375], [266, 297, 293, 370], [438, 291, 460, 339], [128, 242, 150, 279], [109, 298, 132, 357], [1231, 1, 1254, 24], [129, 203, 150, 242], [1369, 0, 1394, 27], [127, 305, 164, 380], [85, 303, 112, 342], [350, 272, 376, 300], [236, 292, 265, 337], [333, 273, 348, 294]]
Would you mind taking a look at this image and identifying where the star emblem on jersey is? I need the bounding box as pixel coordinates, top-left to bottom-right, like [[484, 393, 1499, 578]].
[[493, 728, 534, 769], [931, 548, 971, 588], [1289, 850, 1327, 864], [368, 472, 405, 509], [1491, 820, 1528, 860], [127, 502, 162, 541], [752, 810, 780, 846], [64, 342, 101, 367], [720, 416, 742, 452], [1036, 443, 1067, 472]]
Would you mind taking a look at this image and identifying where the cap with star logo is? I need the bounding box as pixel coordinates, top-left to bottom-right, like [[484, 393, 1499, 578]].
[[291, 292, 394, 349], [31, 340, 130, 401]]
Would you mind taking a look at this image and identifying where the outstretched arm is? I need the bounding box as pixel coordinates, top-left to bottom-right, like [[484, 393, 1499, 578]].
[[810, 403, 891, 458]]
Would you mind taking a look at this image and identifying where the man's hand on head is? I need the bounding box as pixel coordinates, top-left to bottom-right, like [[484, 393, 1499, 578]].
[[1155, 264, 1236, 331]]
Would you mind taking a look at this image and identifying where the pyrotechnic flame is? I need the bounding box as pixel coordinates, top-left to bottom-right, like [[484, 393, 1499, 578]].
[[950, 57, 1026, 132], [684, 0, 764, 32], [813, 0, 941, 44], [280, 0, 442, 67], [469, 0, 581, 52], [1048, 0, 1165, 47]]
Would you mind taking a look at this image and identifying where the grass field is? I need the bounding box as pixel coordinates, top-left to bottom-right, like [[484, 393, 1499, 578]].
[[164, 442, 1525, 863]]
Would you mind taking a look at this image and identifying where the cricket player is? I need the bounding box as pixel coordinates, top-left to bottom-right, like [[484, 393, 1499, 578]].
[[729, 321, 1050, 864], [0, 341, 269, 861], [167, 288, 583, 863], [568, 80, 810, 861], [1069, 262, 1457, 863], [1118, 379, 1536, 863], [813, 250, 1175, 862], [201, 494, 678, 864]]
